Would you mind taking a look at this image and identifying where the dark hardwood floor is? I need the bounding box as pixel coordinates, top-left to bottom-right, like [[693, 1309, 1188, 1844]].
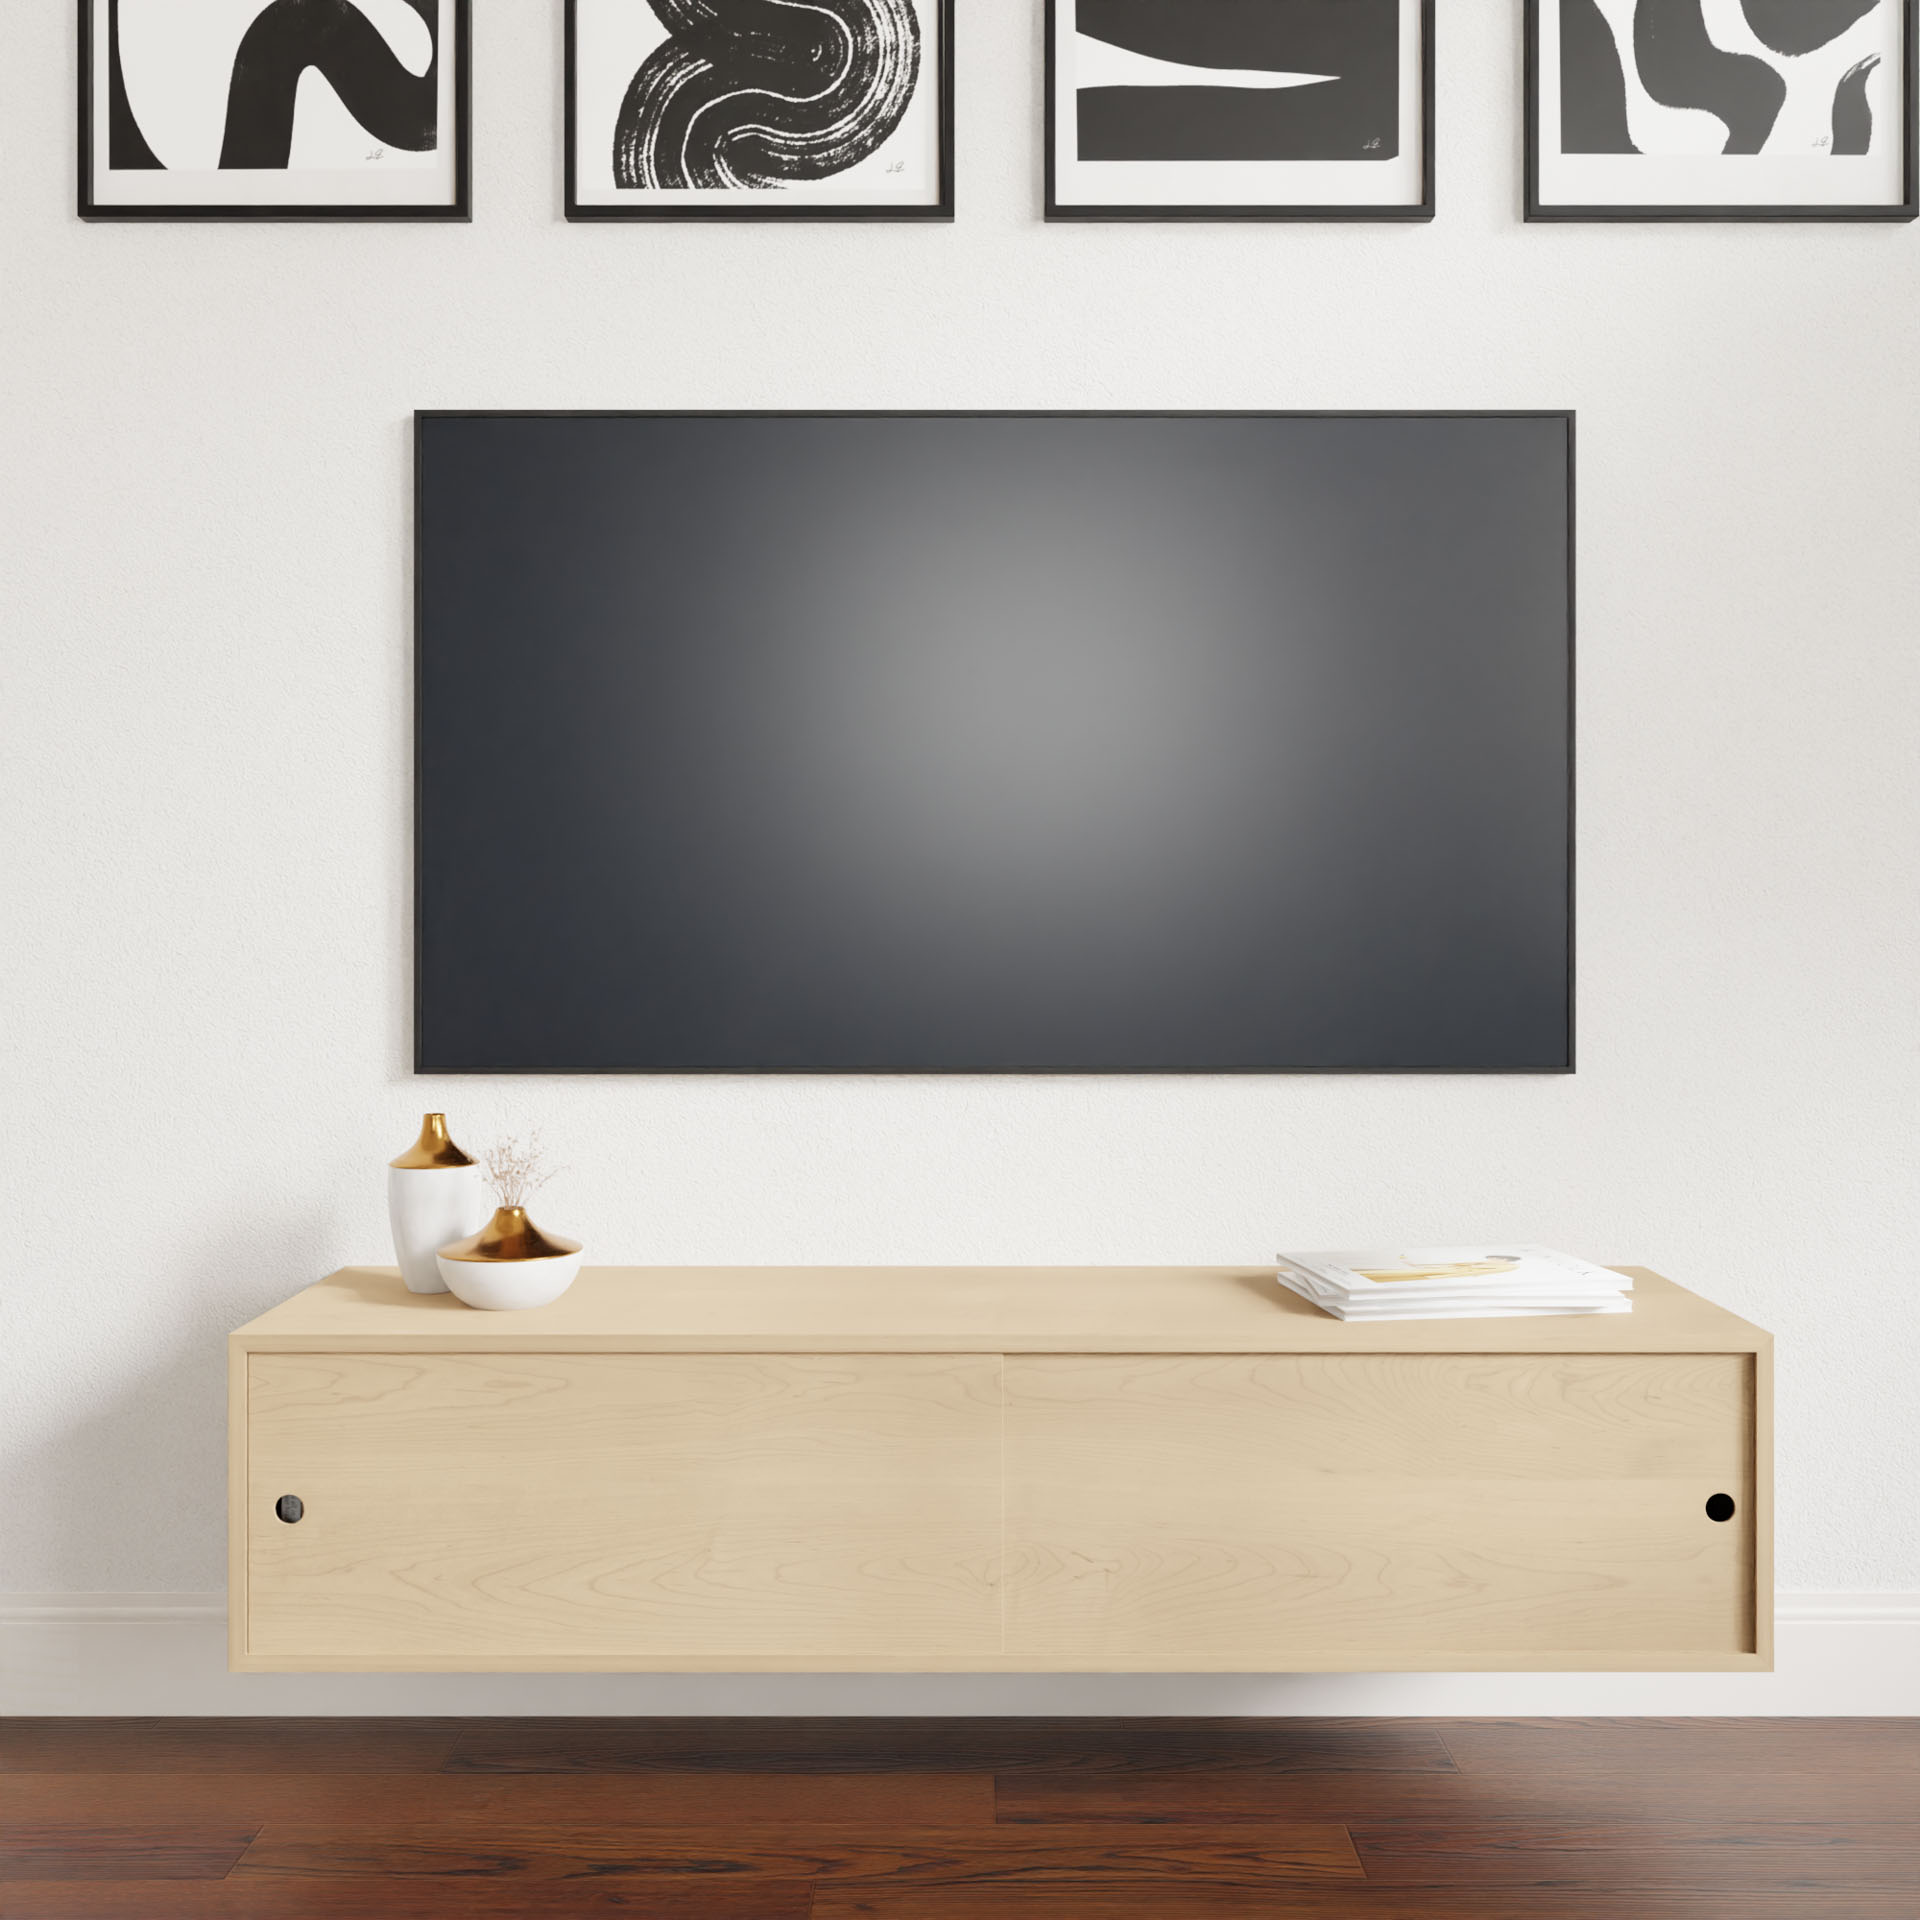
[[3, 1717, 1916, 1918]]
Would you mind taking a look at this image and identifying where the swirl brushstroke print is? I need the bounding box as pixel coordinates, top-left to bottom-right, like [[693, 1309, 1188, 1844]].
[[613, 0, 920, 189]]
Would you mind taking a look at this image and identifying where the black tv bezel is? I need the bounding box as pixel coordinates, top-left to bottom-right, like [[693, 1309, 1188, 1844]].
[[413, 410, 1576, 1076]]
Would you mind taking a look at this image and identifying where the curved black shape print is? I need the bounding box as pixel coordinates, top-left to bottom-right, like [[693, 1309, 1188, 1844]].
[[1560, 0, 1637, 152], [107, 0, 165, 167], [613, 0, 920, 190], [1740, 0, 1879, 56], [1635, 0, 1785, 152], [220, 0, 438, 170], [1075, 0, 1399, 162], [1832, 52, 1880, 150]]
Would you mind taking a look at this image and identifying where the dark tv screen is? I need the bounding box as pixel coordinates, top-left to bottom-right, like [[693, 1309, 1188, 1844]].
[[417, 413, 1572, 1072]]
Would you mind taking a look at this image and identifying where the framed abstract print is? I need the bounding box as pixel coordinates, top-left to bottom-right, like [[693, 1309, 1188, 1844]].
[[566, 0, 954, 220], [1527, 0, 1918, 219], [1045, 0, 1434, 220], [79, 0, 470, 220]]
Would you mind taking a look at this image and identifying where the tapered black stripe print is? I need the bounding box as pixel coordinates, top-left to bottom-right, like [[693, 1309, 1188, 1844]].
[[1074, 0, 1399, 163], [1635, 0, 1785, 151], [107, 0, 164, 168], [1831, 52, 1880, 150], [1077, 81, 1395, 161], [1741, 0, 1879, 56], [1559, 0, 1637, 152], [219, 0, 438, 169], [613, 0, 920, 190]]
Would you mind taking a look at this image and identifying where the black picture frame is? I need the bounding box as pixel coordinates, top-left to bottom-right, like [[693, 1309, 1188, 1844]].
[[1525, 0, 1919, 222], [78, 0, 472, 222], [1044, 0, 1434, 222], [564, 0, 954, 221], [413, 410, 1574, 1076]]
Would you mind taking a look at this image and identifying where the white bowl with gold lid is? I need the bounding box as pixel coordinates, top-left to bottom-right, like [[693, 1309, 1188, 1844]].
[[436, 1206, 583, 1310]]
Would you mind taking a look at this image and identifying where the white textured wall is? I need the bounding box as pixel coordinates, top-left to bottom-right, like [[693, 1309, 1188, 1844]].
[[4, 3, 1916, 1618]]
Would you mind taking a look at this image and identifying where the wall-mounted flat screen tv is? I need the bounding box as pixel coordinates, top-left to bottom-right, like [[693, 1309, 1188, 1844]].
[[417, 412, 1573, 1072]]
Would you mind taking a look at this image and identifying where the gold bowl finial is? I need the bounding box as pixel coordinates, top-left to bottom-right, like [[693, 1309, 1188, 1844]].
[[439, 1205, 582, 1264]]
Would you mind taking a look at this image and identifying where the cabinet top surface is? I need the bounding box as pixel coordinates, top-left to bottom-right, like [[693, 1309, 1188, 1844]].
[[231, 1265, 1767, 1354]]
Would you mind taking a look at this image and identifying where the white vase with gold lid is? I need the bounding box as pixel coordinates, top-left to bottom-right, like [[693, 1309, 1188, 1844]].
[[387, 1113, 485, 1295]]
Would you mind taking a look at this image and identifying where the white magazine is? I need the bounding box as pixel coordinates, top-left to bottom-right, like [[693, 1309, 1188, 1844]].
[[1277, 1246, 1630, 1298], [1274, 1247, 1632, 1321]]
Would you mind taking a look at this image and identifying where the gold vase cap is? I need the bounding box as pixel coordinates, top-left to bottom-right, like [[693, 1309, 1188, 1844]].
[[439, 1206, 582, 1263], [390, 1113, 476, 1170]]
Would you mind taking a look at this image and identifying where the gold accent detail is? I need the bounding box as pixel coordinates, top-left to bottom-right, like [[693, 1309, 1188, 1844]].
[[1353, 1261, 1520, 1284], [390, 1113, 475, 1170], [438, 1206, 582, 1264]]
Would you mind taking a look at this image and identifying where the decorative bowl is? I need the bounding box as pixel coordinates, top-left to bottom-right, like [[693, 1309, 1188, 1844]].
[[436, 1206, 583, 1311]]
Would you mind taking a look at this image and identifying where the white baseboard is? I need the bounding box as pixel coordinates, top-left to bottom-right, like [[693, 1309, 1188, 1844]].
[[3, 1594, 1915, 1715]]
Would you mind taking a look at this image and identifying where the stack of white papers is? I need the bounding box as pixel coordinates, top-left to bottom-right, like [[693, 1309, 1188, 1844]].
[[1275, 1247, 1633, 1321]]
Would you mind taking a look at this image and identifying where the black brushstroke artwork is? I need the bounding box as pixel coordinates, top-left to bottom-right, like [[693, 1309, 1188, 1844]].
[[1076, 0, 1399, 163], [1560, 0, 1636, 151], [1742, 0, 1879, 55], [613, 0, 920, 190], [1832, 52, 1881, 148], [107, 0, 164, 167], [220, 0, 438, 169], [1636, 0, 1785, 153], [1559, 0, 1890, 154]]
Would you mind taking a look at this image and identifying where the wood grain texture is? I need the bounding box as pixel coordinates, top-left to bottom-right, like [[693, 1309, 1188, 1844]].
[[810, 1893, 1920, 1920], [0, 1719, 465, 1773], [1005, 1353, 1753, 1665], [1437, 1716, 1920, 1782], [0, 1771, 996, 1831], [0, 1825, 259, 1882], [245, 1353, 1002, 1663], [231, 1266, 1769, 1357], [995, 1765, 1920, 1825], [1754, 1339, 1776, 1668], [230, 1824, 1364, 1884], [230, 1268, 1769, 1674], [0, 1881, 813, 1918], [442, 1717, 1458, 1775], [1350, 1823, 1920, 1889], [228, 1333, 249, 1666], [13, 1718, 1919, 1920]]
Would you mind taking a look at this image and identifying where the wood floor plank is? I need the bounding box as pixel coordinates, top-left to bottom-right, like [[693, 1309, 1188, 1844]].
[[14, 1715, 1918, 1920], [444, 1717, 1455, 1775], [0, 1878, 812, 1919], [1353, 1823, 1920, 1889], [1437, 1718, 1920, 1783], [230, 1822, 1363, 1885], [0, 1768, 995, 1831], [811, 1888, 1920, 1920], [995, 1764, 1920, 1825], [0, 1720, 463, 1774], [0, 1824, 259, 1883]]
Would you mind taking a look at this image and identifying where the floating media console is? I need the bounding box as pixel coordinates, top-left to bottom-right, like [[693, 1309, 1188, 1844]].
[[229, 1266, 1770, 1673]]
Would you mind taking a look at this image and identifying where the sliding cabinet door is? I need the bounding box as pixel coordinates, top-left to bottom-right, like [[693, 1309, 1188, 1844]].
[[1004, 1353, 1754, 1669]]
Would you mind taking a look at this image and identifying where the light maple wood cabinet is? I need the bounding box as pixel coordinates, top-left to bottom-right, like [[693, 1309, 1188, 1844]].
[[229, 1267, 1770, 1673]]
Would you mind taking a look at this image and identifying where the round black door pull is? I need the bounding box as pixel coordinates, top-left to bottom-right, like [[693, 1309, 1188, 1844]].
[[275, 1495, 304, 1524], [1705, 1493, 1736, 1522]]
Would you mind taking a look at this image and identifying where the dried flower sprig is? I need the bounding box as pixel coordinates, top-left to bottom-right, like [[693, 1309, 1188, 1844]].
[[483, 1129, 562, 1210]]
